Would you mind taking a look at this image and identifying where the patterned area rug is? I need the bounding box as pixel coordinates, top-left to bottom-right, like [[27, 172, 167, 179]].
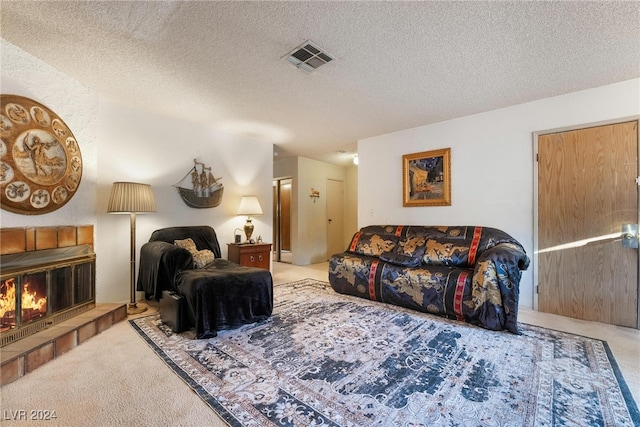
[[130, 279, 639, 427]]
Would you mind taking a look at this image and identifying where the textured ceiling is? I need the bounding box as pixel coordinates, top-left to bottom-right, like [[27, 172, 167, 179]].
[[1, 1, 639, 165]]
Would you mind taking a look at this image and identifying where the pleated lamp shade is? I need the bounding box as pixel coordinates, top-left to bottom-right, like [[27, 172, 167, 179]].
[[107, 182, 157, 213]]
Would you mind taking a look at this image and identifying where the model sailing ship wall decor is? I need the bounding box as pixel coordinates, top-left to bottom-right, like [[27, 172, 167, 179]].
[[174, 159, 223, 208]]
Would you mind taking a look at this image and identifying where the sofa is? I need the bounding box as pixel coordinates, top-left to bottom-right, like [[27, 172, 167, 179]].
[[137, 226, 273, 338], [328, 225, 530, 334]]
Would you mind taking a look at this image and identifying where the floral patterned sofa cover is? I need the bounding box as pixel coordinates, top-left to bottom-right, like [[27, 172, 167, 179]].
[[328, 225, 530, 334]]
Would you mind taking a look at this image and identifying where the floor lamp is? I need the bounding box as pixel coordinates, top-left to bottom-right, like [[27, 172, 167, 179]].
[[107, 182, 156, 315]]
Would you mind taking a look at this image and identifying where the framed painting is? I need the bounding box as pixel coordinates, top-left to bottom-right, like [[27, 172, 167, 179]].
[[402, 148, 451, 207]]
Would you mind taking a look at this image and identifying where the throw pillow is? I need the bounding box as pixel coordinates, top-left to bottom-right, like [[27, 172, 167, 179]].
[[192, 249, 215, 268], [174, 238, 215, 268], [174, 238, 197, 254]]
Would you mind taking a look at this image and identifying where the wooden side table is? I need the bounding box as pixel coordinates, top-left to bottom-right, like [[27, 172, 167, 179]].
[[227, 243, 272, 271]]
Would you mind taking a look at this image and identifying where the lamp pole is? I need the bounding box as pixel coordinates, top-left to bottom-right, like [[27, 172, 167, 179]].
[[129, 212, 138, 310]]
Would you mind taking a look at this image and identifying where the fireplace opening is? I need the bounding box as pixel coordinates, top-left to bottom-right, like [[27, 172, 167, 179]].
[[0, 272, 48, 331], [0, 245, 95, 347]]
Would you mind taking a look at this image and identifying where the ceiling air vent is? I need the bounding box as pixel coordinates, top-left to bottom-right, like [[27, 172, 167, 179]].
[[283, 40, 334, 73]]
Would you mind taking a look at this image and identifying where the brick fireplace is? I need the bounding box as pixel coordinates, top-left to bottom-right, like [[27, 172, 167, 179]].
[[0, 225, 126, 385]]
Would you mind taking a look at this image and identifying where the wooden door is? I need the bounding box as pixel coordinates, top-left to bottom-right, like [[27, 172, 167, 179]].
[[272, 183, 278, 251], [327, 179, 345, 260], [537, 120, 638, 328], [273, 179, 292, 261], [280, 182, 291, 251]]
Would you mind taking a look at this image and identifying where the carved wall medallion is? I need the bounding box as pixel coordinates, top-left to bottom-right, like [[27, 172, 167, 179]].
[[0, 95, 83, 215]]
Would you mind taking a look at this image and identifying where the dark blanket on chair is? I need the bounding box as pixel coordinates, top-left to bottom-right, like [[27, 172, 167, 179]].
[[137, 225, 273, 338], [148, 226, 222, 258], [177, 259, 273, 339], [138, 241, 193, 300]]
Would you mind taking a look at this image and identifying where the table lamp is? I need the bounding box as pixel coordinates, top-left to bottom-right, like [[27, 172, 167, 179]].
[[237, 196, 263, 242]]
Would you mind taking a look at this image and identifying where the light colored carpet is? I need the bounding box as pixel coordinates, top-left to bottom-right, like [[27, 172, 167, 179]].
[[0, 315, 226, 426]]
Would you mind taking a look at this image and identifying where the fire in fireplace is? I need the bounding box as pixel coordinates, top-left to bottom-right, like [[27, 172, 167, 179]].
[[0, 276, 47, 332], [0, 245, 95, 347]]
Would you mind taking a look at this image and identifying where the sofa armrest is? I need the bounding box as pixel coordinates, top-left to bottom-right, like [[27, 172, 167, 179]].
[[471, 242, 530, 333], [137, 241, 194, 300]]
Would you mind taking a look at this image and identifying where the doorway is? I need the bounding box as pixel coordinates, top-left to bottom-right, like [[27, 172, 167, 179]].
[[536, 120, 639, 328], [273, 178, 292, 263]]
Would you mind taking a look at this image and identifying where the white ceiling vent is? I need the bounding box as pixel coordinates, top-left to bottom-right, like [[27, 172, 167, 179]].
[[283, 40, 334, 73]]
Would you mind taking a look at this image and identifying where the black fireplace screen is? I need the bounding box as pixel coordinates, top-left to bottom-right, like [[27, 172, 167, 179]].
[[0, 245, 95, 346]]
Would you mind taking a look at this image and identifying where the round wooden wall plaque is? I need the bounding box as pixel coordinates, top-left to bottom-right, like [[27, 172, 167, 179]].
[[0, 95, 83, 215]]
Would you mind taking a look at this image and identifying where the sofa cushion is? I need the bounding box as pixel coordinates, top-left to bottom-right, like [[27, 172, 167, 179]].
[[423, 239, 470, 266], [348, 231, 398, 257], [394, 236, 426, 258], [380, 251, 422, 268]]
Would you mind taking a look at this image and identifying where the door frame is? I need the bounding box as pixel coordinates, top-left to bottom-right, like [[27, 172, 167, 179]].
[[326, 178, 345, 261], [532, 116, 640, 328]]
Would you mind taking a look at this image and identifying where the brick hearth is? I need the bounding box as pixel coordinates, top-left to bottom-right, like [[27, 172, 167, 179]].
[[1, 303, 126, 385]]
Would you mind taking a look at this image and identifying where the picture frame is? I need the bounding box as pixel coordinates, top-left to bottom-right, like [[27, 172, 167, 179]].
[[402, 148, 451, 207]]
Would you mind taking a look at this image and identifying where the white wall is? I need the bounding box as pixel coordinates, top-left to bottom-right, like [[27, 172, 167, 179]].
[[2, 40, 274, 304], [344, 164, 359, 243], [358, 78, 640, 309], [297, 157, 345, 265], [0, 40, 99, 229]]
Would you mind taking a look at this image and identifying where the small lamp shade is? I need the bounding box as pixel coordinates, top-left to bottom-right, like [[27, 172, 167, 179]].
[[237, 196, 263, 216], [107, 182, 157, 213], [237, 196, 262, 241]]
